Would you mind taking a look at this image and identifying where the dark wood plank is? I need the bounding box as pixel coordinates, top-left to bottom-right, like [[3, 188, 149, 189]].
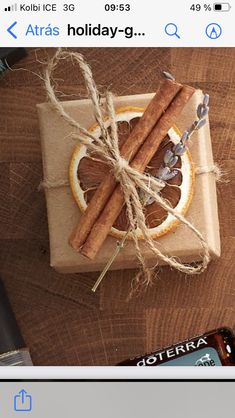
[[0, 239, 100, 314], [18, 309, 146, 366], [171, 48, 235, 83], [0, 163, 10, 236], [146, 308, 235, 354]]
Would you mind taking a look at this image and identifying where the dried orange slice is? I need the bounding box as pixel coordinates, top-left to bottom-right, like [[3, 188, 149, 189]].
[[69, 106, 195, 240]]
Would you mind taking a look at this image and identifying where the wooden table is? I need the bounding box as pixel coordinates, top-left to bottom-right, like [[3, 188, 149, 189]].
[[0, 48, 234, 365]]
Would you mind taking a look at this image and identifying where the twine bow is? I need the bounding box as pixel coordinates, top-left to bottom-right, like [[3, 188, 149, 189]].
[[44, 48, 211, 286]]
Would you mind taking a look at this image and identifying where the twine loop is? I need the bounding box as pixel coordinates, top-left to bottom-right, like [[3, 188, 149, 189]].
[[44, 48, 213, 282]]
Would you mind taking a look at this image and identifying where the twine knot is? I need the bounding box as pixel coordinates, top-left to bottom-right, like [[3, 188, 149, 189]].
[[112, 157, 130, 181]]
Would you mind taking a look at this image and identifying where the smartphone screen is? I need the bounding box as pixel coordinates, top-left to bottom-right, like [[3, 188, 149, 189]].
[[0, 0, 234, 415]]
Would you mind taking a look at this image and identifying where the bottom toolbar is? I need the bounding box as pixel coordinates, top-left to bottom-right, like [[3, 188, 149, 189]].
[[0, 381, 235, 417]]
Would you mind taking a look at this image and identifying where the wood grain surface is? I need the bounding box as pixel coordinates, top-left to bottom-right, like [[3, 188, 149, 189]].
[[0, 48, 234, 365]]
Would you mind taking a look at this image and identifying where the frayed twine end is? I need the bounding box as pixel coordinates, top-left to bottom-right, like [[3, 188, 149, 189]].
[[195, 163, 230, 184]]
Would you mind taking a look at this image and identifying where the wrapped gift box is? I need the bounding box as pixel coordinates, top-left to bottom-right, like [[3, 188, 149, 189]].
[[37, 91, 221, 273]]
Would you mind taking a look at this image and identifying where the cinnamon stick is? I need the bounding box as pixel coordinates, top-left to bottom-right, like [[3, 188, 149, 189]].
[[80, 85, 195, 260], [70, 79, 182, 250]]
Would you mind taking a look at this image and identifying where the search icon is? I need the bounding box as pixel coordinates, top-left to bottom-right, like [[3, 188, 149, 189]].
[[165, 23, 181, 39]]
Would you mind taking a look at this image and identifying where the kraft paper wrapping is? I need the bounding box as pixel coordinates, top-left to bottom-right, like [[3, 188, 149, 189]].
[[37, 91, 221, 273]]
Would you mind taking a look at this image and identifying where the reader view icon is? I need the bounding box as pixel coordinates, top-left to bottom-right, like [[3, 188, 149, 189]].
[[206, 23, 222, 39], [14, 389, 32, 412]]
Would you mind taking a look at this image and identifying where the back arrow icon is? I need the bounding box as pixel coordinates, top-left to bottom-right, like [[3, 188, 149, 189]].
[[7, 21, 17, 39]]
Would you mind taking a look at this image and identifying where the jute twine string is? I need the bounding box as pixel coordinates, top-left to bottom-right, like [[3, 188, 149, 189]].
[[39, 164, 222, 190], [39, 163, 223, 191], [44, 48, 212, 281]]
